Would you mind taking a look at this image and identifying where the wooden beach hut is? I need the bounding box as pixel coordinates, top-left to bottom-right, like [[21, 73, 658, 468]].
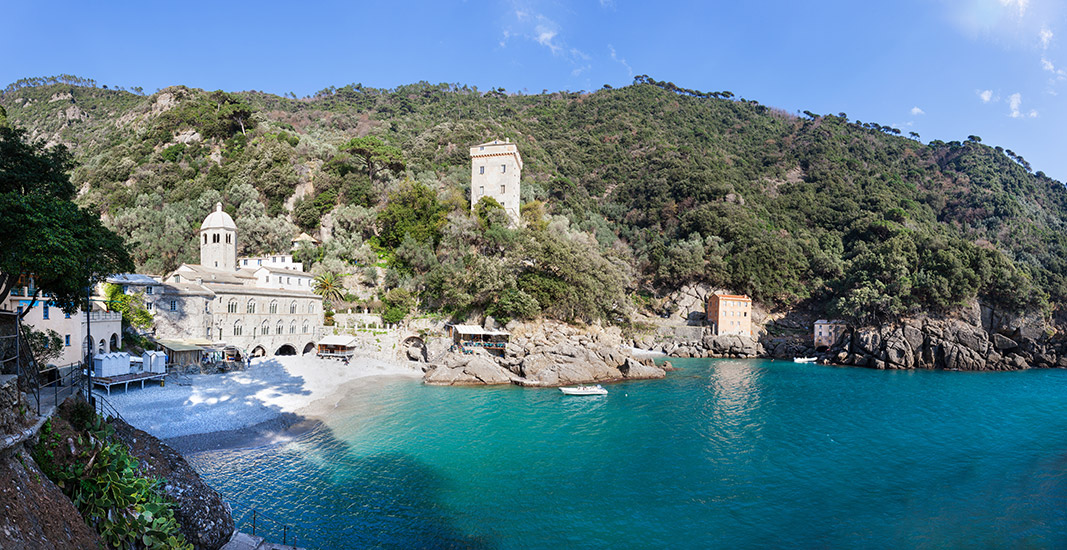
[[157, 340, 205, 368], [316, 335, 357, 360]]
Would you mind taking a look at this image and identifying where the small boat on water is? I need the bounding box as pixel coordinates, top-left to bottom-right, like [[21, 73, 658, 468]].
[[560, 385, 608, 396], [793, 357, 818, 363]]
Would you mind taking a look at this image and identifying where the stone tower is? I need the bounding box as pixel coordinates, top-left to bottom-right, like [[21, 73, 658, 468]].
[[470, 139, 522, 223], [200, 202, 237, 271]]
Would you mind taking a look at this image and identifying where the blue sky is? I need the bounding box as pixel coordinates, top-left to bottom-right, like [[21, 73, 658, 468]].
[[4, 0, 1065, 180]]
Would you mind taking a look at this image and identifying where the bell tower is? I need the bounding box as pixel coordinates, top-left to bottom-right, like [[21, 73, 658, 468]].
[[199, 203, 237, 271]]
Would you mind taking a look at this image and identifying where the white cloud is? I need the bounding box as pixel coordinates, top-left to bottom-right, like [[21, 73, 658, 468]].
[[1009, 92, 1023, 117], [1041, 27, 1054, 49], [502, 8, 590, 74], [999, 0, 1029, 16], [535, 26, 560, 54], [978, 89, 994, 102], [1029, 109, 1039, 117], [910, 106, 925, 115], [609, 45, 633, 77]]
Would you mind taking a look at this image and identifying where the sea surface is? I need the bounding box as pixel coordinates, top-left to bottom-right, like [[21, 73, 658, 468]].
[[187, 358, 1067, 549]]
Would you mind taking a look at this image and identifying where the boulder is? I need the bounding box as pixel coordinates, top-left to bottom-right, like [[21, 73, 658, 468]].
[[993, 333, 1018, 351], [111, 419, 234, 550], [423, 354, 514, 386], [619, 358, 666, 380]]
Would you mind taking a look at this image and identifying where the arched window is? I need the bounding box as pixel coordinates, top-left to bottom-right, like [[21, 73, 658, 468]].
[[262, 320, 270, 335], [225, 234, 231, 244], [302, 321, 309, 334], [247, 300, 256, 314], [277, 320, 284, 335], [290, 301, 297, 314], [227, 299, 238, 313], [203, 234, 208, 244], [269, 300, 278, 314], [289, 321, 297, 334], [234, 321, 243, 336], [308, 302, 315, 314]]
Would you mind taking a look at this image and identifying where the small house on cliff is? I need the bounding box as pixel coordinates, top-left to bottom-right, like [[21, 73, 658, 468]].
[[814, 320, 847, 349]]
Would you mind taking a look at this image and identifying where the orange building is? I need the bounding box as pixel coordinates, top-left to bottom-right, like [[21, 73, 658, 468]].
[[706, 294, 752, 337]]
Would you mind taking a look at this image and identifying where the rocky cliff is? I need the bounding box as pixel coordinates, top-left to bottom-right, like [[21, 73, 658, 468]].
[[111, 418, 235, 550], [828, 316, 1066, 371], [0, 376, 101, 549]]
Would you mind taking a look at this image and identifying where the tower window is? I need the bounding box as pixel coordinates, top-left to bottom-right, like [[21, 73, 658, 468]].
[[226, 234, 231, 244], [501, 164, 506, 173], [479, 186, 484, 196], [204, 234, 208, 244], [479, 166, 484, 175], [501, 185, 506, 194]]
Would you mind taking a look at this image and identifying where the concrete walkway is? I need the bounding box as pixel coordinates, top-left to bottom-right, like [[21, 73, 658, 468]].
[[221, 531, 306, 550]]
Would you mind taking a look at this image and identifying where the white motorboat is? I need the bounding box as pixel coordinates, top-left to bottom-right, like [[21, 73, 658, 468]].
[[793, 357, 818, 363], [560, 385, 608, 396]]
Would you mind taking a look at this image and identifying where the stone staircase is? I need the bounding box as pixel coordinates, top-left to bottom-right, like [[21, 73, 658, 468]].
[[222, 531, 306, 550]]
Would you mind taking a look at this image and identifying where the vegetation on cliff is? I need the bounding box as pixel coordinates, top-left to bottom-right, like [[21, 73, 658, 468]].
[[2, 76, 1064, 325], [33, 400, 191, 549]]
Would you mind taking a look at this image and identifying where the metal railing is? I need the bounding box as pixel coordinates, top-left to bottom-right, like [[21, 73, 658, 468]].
[[38, 361, 87, 413], [245, 508, 327, 548]]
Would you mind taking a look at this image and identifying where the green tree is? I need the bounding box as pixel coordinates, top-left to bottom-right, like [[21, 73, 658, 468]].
[[339, 136, 406, 183], [23, 324, 63, 366], [382, 287, 415, 324], [377, 181, 445, 249], [0, 126, 132, 316], [103, 284, 154, 331]]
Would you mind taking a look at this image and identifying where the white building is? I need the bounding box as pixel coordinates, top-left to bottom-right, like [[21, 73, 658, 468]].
[[470, 139, 522, 223], [145, 203, 323, 358]]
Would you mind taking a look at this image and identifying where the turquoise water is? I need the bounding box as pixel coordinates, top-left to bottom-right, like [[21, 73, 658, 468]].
[[187, 359, 1067, 549]]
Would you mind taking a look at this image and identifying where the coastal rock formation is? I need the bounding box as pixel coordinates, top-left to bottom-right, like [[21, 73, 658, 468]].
[[652, 330, 762, 359], [111, 419, 234, 550], [424, 351, 516, 385], [423, 320, 668, 387], [826, 316, 1061, 371]]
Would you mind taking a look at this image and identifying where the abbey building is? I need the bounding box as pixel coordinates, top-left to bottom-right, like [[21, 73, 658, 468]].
[[117, 203, 323, 358]]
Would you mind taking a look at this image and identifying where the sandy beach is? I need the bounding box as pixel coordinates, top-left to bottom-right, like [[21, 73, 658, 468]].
[[105, 354, 422, 453]]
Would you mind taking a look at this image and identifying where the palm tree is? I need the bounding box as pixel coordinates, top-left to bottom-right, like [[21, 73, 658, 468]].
[[313, 272, 347, 306]]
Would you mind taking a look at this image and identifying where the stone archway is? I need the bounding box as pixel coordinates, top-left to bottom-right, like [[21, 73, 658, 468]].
[[110, 333, 120, 351], [302, 342, 315, 355], [401, 336, 427, 362], [275, 344, 297, 356], [251, 345, 267, 357]]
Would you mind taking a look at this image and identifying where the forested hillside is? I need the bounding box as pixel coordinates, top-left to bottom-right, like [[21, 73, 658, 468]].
[[3, 76, 1064, 326]]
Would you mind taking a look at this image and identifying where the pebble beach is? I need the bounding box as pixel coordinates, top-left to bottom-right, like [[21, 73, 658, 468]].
[[105, 355, 421, 453]]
